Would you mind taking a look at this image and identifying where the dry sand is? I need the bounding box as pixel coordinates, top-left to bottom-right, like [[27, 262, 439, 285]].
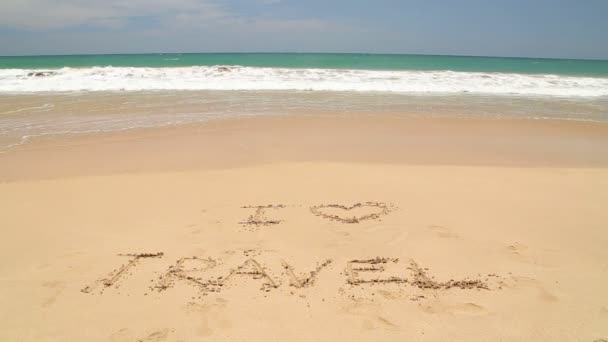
[[1, 115, 608, 341]]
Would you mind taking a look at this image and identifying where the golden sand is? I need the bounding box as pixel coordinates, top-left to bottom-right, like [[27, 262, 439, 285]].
[[1, 115, 608, 341]]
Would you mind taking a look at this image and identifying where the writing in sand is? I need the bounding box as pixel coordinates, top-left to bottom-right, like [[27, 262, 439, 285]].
[[80, 202, 508, 300]]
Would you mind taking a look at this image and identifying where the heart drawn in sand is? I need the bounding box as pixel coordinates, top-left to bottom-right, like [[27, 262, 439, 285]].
[[310, 202, 392, 224]]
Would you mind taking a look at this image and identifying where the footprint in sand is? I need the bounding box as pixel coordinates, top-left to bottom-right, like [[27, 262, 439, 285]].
[[184, 297, 228, 314], [421, 301, 488, 316], [512, 276, 559, 302], [342, 299, 399, 330], [362, 316, 398, 330], [538, 287, 559, 302], [506, 242, 538, 265], [428, 225, 459, 238], [137, 329, 173, 342], [37, 263, 51, 270], [109, 328, 132, 342], [60, 251, 83, 259], [507, 242, 528, 255], [449, 302, 488, 315], [41, 280, 66, 308], [376, 289, 399, 300]]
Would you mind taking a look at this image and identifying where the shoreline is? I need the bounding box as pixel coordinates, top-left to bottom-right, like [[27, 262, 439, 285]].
[[2, 114, 608, 182]]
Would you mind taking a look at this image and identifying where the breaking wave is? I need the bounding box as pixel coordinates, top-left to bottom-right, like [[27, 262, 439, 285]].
[[1, 66, 608, 97]]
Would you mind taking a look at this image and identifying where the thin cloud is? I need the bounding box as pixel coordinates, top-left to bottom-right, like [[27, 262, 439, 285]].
[[0, 0, 228, 30]]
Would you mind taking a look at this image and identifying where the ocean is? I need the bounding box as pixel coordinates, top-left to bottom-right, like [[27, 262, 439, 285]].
[[1, 53, 608, 151], [2, 53, 608, 94]]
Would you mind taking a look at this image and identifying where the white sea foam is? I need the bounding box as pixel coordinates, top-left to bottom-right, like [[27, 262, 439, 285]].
[[1, 66, 607, 97]]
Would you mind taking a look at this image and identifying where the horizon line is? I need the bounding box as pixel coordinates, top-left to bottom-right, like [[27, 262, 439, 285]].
[[1, 51, 607, 62]]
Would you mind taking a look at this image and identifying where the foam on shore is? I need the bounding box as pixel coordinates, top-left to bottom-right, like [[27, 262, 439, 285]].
[[2, 66, 608, 97]]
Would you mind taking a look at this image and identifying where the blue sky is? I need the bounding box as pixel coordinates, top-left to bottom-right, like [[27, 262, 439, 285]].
[[0, 0, 607, 59]]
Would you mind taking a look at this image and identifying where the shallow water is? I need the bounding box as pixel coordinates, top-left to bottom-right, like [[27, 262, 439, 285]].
[[1, 90, 607, 153]]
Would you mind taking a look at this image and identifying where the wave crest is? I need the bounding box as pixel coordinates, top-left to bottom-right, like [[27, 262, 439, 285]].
[[1, 66, 607, 97]]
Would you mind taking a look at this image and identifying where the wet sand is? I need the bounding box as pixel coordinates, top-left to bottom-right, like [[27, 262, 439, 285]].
[[1, 115, 608, 341]]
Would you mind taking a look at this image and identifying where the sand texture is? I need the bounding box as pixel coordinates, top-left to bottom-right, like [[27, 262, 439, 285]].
[[1, 115, 608, 341]]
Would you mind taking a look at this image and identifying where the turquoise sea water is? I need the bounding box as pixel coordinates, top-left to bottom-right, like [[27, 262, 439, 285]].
[[1, 53, 608, 77]]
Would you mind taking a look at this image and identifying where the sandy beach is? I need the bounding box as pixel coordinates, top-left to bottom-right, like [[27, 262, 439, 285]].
[[1, 114, 608, 341]]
